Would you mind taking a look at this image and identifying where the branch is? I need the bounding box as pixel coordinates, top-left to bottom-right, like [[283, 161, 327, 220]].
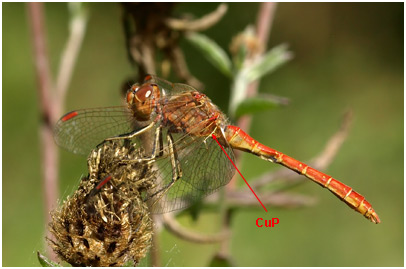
[[28, 3, 88, 262], [54, 3, 88, 119], [166, 4, 228, 32], [162, 213, 230, 244], [226, 190, 316, 209], [203, 188, 315, 209], [27, 2, 58, 261], [28, 2, 54, 121]]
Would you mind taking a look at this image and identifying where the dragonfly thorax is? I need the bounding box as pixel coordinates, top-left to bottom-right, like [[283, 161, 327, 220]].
[[126, 82, 160, 121]]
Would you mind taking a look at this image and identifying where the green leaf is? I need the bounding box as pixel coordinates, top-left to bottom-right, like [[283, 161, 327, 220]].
[[234, 94, 289, 119], [37, 251, 61, 267], [186, 32, 232, 77], [245, 44, 293, 82]]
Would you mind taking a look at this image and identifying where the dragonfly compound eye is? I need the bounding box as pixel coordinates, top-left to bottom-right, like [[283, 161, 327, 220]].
[[129, 83, 160, 121], [135, 84, 155, 103], [126, 84, 139, 105]]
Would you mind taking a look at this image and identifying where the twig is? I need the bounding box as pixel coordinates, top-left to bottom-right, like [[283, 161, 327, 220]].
[[140, 43, 156, 75], [162, 213, 230, 243], [203, 188, 315, 210], [310, 109, 353, 168], [28, 3, 88, 262], [254, 2, 276, 57], [150, 215, 162, 267], [166, 4, 228, 32], [28, 3, 54, 121], [27, 2, 58, 261], [226, 190, 316, 209], [54, 3, 88, 118], [217, 208, 232, 260]]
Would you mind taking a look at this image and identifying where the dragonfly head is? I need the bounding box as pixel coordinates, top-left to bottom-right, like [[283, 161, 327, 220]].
[[126, 83, 160, 121]]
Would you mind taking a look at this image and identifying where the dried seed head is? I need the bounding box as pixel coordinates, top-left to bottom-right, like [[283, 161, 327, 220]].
[[48, 142, 155, 266]]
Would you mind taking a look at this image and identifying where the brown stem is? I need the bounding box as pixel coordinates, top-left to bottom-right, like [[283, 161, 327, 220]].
[[226, 190, 316, 208], [217, 208, 233, 259], [162, 213, 229, 243], [166, 3, 228, 31], [150, 214, 162, 267], [27, 2, 59, 261], [28, 3, 88, 262], [27, 3, 54, 121]]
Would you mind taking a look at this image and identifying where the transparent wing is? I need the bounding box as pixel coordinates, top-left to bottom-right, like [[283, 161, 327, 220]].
[[144, 104, 235, 213], [53, 88, 205, 156], [54, 106, 139, 155], [145, 74, 200, 96], [149, 133, 235, 214]]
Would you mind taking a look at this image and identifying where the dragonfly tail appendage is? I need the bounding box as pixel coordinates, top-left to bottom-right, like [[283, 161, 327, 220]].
[[225, 125, 380, 224]]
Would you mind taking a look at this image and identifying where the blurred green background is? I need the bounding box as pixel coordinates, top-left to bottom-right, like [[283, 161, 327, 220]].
[[3, 2, 403, 266]]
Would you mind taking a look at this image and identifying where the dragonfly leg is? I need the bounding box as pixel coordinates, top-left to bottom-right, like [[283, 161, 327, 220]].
[[167, 132, 182, 178], [91, 124, 161, 194], [150, 132, 183, 207], [101, 121, 156, 144], [121, 125, 164, 164], [150, 126, 164, 160]]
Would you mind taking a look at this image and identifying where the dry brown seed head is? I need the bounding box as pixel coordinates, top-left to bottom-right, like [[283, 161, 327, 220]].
[[48, 142, 155, 266]]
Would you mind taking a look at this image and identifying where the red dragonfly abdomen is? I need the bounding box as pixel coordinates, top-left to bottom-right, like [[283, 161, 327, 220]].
[[225, 125, 380, 224]]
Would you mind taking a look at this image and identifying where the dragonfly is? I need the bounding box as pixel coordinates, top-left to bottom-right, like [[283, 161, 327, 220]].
[[54, 75, 380, 223]]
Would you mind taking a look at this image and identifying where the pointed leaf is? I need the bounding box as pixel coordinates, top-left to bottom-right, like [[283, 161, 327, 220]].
[[186, 32, 232, 77], [245, 44, 293, 82], [234, 94, 289, 119], [37, 252, 61, 267]]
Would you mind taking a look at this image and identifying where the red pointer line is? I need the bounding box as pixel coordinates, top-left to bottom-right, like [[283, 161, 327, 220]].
[[212, 134, 268, 212]]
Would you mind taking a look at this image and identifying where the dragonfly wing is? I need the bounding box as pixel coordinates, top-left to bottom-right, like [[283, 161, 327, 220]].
[[144, 75, 175, 94], [147, 123, 235, 213], [54, 106, 137, 155], [144, 74, 199, 95], [175, 134, 235, 191]]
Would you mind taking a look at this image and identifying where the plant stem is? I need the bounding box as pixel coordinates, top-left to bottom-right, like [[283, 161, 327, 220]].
[[27, 2, 59, 261]]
